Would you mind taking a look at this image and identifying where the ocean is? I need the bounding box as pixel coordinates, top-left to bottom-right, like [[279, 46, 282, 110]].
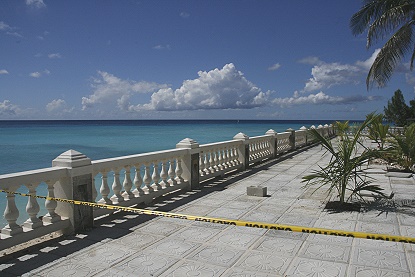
[[0, 119, 333, 227]]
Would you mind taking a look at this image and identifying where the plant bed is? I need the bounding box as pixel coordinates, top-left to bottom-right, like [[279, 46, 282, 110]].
[[324, 201, 361, 212]]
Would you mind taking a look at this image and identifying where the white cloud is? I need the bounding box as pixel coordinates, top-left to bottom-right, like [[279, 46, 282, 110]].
[[0, 69, 8, 75], [355, 49, 381, 71], [273, 91, 381, 107], [180, 12, 190, 18], [298, 56, 322, 65], [82, 71, 169, 110], [268, 63, 281, 71], [0, 100, 20, 116], [153, 44, 171, 50], [46, 99, 66, 112], [26, 0, 46, 9], [29, 69, 50, 78], [134, 63, 270, 111], [48, 53, 62, 59], [303, 62, 361, 92], [0, 21, 13, 31]]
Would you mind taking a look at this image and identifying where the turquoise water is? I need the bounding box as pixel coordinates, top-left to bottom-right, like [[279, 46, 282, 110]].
[[0, 119, 332, 227]]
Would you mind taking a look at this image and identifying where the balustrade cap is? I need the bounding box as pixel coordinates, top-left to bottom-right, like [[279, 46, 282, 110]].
[[317, 125, 324, 128], [310, 125, 316, 129], [286, 128, 294, 132], [300, 126, 307, 130], [52, 149, 92, 168], [233, 132, 249, 141], [176, 138, 199, 149], [265, 129, 277, 135]]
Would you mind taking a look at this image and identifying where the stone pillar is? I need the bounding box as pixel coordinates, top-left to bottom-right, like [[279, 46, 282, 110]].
[[52, 150, 93, 234], [176, 138, 200, 190], [300, 126, 308, 145], [286, 128, 296, 150], [265, 129, 277, 158], [233, 132, 250, 170]]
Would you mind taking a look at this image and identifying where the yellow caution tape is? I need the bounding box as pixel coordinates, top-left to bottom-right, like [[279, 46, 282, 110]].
[[2, 189, 414, 244]]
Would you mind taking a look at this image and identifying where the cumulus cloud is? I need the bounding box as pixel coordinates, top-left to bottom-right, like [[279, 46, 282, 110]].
[[29, 69, 50, 78], [268, 63, 281, 71], [82, 71, 169, 110], [273, 91, 381, 107], [0, 100, 20, 116], [0, 69, 8, 75], [301, 50, 384, 93], [46, 99, 66, 112], [26, 0, 46, 9], [134, 63, 270, 111]]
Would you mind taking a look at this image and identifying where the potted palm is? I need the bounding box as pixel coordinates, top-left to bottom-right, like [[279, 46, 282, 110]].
[[302, 118, 386, 209]]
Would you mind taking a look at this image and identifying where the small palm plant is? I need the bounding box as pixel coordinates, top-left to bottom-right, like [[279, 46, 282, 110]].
[[386, 123, 415, 173], [366, 112, 389, 150], [302, 118, 385, 204]]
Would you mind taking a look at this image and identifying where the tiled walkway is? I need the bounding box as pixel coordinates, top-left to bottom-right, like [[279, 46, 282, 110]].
[[1, 141, 415, 276]]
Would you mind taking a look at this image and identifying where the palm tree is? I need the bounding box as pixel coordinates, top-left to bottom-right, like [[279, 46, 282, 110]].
[[350, 0, 415, 89]]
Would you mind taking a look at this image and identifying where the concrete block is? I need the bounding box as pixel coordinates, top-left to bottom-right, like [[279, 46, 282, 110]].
[[247, 186, 267, 197]]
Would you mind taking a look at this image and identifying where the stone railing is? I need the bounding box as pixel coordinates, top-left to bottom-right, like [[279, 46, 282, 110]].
[[0, 124, 334, 251]]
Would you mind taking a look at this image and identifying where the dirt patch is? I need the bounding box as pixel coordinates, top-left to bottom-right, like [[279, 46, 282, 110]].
[[324, 201, 361, 212]]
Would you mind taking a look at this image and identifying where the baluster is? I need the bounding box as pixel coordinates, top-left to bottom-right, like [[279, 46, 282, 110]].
[[218, 148, 224, 170], [175, 158, 183, 182], [2, 188, 23, 236], [143, 163, 153, 193], [24, 183, 42, 229], [204, 153, 211, 174], [133, 164, 144, 196], [43, 180, 61, 223], [234, 147, 240, 165], [209, 151, 215, 173], [213, 149, 219, 171], [199, 154, 205, 176], [168, 159, 177, 186], [160, 160, 169, 188], [111, 168, 124, 203], [152, 162, 161, 190], [122, 166, 134, 200], [99, 170, 111, 204]]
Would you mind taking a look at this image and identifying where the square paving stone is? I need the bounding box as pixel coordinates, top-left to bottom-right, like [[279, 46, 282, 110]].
[[112, 251, 180, 276], [136, 220, 185, 235], [351, 247, 409, 272], [171, 225, 222, 242], [209, 231, 261, 249], [159, 259, 227, 277], [150, 237, 201, 257], [186, 244, 245, 267], [285, 257, 348, 277], [299, 241, 351, 263], [110, 232, 164, 250], [253, 236, 304, 256], [349, 265, 410, 277], [234, 250, 291, 275], [220, 267, 275, 277]]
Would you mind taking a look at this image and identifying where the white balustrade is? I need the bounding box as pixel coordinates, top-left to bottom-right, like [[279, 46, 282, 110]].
[[0, 124, 333, 252]]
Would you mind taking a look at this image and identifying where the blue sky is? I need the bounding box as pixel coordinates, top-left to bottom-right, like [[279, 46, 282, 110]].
[[1, 0, 415, 120]]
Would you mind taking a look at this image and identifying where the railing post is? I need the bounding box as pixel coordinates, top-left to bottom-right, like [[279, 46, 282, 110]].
[[233, 132, 250, 170], [176, 138, 200, 190], [52, 150, 93, 234], [300, 126, 308, 145], [286, 128, 296, 150], [265, 129, 277, 158]]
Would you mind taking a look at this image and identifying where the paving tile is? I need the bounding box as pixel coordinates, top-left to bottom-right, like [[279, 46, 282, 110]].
[[171, 225, 222, 242], [209, 231, 261, 249], [239, 210, 279, 223], [207, 207, 247, 220], [285, 257, 348, 277], [149, 237, 201, 257], [234, 250, 291, 275], [348, 265, 410, 277], [33, 258, 101, 277], [175, 204, 216, 216], [221, 267, 276, 276], [265, 228, 309, 240], [186, 244, 244, 267], [111, 251, 180, 276], [313, 218, 357, 233], [225, 224, 267, 236], [159, 259, 227, 277], [108, 231, 164, 250], [354, 236, 405, 251], [136, 220, 185, 235], [299, 241, 351, 263], [356, 221, 400, 236], [306, 233, 353, 246], [351, 247, 409, 272], [253, 236, 304, 256]]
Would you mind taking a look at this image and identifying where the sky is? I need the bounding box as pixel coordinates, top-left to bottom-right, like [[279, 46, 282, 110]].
[[1, 0, 415, 120]]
